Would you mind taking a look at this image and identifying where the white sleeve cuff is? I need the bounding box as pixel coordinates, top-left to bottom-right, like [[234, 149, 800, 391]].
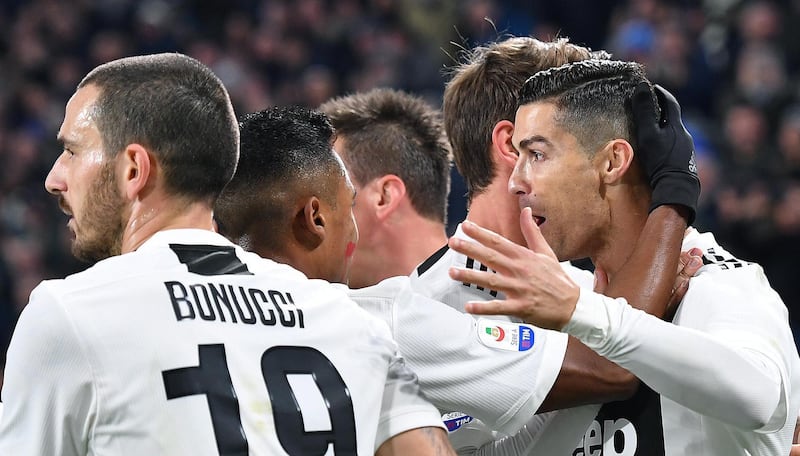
[[561, 288, 621, 349]]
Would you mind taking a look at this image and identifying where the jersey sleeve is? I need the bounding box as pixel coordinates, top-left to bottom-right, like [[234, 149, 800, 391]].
[[465, 406, 599, 456], [353, 278, 568, 436], [374, 353, 447, 450], [368, 312, 445, 450], [560, 261, 594, 289], [562, 267, 792, 433], [0, 283, 96, 456]]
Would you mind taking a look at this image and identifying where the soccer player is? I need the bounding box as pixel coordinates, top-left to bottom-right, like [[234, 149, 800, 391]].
[[450, 59, 800, 455], [319, 88, 451, 288], [215, 104, 703, 455], [405, 36, 701, 451], [0, 53, 451, 456], [416, 37, 610, 313]]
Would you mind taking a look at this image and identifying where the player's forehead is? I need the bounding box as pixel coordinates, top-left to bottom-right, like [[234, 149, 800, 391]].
[[58, 85, 102, 144], [512, 102, 570, 149]]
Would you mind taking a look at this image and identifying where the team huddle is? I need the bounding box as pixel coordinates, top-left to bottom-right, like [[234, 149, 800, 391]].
[[0, 35, 798, 456]]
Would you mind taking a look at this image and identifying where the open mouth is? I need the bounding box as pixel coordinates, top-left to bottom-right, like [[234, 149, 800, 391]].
[[533, 215, 546, 226]]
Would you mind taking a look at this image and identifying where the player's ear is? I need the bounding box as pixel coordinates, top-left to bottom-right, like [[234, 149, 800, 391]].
[[375, 174, 406, 220], [599, 139, 635, 184], [293, 196, 325, 250], [121, 143, 152, 200], [491, 120, 517, 167]]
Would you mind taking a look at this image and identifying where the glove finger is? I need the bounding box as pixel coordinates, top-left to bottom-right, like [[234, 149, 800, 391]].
[[653, 84, 683, 127], [630, 82, 658, 126]]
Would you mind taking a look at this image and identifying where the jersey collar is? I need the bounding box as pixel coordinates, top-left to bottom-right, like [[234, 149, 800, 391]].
[[136, 229, 234, 252]]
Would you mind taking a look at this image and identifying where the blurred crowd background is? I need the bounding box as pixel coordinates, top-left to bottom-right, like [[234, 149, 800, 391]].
[[1, 0, 800, 373]]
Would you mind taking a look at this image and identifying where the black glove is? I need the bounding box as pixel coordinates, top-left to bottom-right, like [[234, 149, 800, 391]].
[[631, 83, 700, 224]]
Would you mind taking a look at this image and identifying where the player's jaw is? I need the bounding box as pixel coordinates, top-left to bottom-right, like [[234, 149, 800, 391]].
[[68, 167, 126, 263], [517, 196, 574, 261]]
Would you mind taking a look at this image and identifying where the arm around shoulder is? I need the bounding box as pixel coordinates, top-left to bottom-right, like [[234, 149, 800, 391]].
[[563, 284, 790, 431], [538, 336, 638, 411], [538, 206, 691, 411]]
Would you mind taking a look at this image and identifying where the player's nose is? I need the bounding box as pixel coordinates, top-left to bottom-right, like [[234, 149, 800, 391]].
[[508, 159, 532, 196], [45, 155, 68, 195]]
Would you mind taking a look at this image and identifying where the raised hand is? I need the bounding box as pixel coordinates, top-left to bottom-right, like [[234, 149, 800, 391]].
[[448, 207, 580, 330]]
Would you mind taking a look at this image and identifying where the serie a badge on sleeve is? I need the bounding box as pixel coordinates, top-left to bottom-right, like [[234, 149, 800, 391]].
[[476, 318, 536, 352]]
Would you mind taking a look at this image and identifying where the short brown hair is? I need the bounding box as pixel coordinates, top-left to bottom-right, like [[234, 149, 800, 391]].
[[320, 88, 452, 224], [443, 37, 608, 201], [80, 53, 239, 204]]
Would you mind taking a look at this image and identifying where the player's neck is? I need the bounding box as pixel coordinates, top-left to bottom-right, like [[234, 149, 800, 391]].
[[591, 190, 650, 282], [465, 183, 526, 246], [350, 216, 448, 288], [391, 216, 448, 269], [121, 196, 215, 254]]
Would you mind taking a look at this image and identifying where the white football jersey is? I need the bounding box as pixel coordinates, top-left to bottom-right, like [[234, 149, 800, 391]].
[[565, 228, 800, 455], [348, 275, 592, 455], [408, 223, 595, 453], [410, 223, 594, 314], [0, 229, 443, 456]]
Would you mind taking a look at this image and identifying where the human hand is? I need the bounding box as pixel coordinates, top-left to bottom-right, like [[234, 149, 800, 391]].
[[631, 83, 700, 224], [448, 207, 580, 330], [592, 266, 608, 293], [665, 247, 703, 320]]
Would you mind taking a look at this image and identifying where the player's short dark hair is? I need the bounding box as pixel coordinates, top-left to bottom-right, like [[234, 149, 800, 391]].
[[443, 37, 609, 201], [215, 106, 340, 252], [79, 53, 239, 204], [519, 59, 649, 154], [319, 88, 451, 224]]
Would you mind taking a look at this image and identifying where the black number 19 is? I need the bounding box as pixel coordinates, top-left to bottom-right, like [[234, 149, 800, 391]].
[[163, 344, 357, 455]]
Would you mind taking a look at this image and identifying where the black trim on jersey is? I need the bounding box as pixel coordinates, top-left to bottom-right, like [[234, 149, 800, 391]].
[[463, 257, 499, 298], [576, 384, 665, 455], [701, 247, 749, 270], [169, 244, 253, 276], [574, 312, 680, 455], [416, 244, 449, 275]]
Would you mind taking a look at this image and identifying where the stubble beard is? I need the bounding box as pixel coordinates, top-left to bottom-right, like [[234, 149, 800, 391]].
[[71, 162, 125, 263]]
